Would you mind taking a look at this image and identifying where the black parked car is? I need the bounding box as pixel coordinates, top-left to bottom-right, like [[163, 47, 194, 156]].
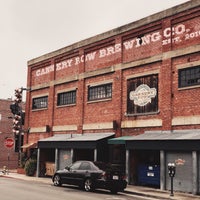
[[52, 160, 127, 194]]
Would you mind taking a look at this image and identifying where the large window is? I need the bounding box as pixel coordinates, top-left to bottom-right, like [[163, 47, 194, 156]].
[[179, 66, 200, 88], [88, 83, 112, 101], [127, 74, 158, 115], [32, 96, 48, 110], [57, 90, 76, 106]]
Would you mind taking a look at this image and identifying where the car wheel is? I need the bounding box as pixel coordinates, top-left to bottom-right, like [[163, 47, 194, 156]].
[[84, 178, 93, 192], [53, 174, 62, 186]]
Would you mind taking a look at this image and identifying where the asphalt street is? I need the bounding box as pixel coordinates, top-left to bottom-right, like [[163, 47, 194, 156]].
[[0, 177, 156, 200]]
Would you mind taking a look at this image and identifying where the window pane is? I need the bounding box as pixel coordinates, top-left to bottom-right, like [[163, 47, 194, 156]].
[[71, 161, 81, 170], [179, 66, 200, 88], [57, 90, 76, 106], [127, 75, 158, 114], [32, 96, 48, 110], [88, 83, 112, 101]]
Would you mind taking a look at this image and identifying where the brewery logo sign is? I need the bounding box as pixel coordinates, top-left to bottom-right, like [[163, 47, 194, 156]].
[[129, 84, 157, 106]]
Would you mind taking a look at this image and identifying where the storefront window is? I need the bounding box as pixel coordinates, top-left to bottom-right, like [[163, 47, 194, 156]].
[[127, 74, 158, 115]]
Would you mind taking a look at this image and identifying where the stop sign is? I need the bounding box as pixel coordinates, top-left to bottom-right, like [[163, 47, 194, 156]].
[[4, 138, 14, 149]]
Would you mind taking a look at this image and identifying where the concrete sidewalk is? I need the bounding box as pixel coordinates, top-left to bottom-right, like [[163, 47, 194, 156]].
[[125, 185, 200, 200], [1, 171, 200, 200]]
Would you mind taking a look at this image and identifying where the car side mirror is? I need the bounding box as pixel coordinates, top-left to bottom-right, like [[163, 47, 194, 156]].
[[65, 166, 70, 171]]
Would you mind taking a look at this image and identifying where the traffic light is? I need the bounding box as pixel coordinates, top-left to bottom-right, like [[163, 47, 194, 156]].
[[10, 103, 20, 115], [14, 134, 24, 152], [21, 111, 25, 125], [14, 88, 23, 103], [12, 114, 21, 135]]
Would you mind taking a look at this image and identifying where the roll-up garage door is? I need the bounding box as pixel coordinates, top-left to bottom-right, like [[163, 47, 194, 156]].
[[198, 152, 200, 192], [59, 149, 72, 170], [166, 152, 192, 193]]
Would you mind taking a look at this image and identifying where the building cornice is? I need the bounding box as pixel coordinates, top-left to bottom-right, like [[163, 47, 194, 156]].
[[28, 0, 199, 66]]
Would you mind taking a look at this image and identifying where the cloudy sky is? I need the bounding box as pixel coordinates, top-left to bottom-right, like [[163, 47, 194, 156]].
[[0, 0, 188, 100]]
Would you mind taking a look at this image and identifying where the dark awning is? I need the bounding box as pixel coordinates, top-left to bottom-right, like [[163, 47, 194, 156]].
[[125, 130, 200, 150], [108, 136, 132, 145], [38, 133, 115, 149], [108, 130, 200, 150]]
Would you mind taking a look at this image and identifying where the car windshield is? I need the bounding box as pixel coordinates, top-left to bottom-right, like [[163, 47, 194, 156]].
[[91, 162, 100, 171], [70, 161, 81, 170], [67, 161, 100, 171], [79, 162, 91, 170]]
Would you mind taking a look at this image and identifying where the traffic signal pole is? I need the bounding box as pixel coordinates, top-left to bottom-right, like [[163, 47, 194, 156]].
[[15, 88, 23, 167], [10, 87, 29, 167], [18, 106, 23, 167]]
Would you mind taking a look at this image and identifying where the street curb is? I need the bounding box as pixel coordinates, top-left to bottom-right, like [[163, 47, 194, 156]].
[[122, 190, 171, 200]]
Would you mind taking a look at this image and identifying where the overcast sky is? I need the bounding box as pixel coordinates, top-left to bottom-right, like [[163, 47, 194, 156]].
[[0, 0, 188, 100]]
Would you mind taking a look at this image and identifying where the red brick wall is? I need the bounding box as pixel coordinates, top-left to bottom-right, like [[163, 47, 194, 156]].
[[172, 52, 200, 118], [54, 82, 79, 126], [0, 99, 18, 169], [26, 3, 200, 143], [28, 88, 50, 128]]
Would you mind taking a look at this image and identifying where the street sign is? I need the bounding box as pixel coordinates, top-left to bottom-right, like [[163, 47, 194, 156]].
[[4, 138, 14, 149]]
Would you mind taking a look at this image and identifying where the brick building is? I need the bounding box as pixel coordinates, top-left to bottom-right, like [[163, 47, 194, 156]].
[[25, 1, 200, 194], [0, 99, 18, 169]]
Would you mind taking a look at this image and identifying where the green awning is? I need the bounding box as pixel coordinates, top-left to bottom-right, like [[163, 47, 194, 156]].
[[108, 136, 132, 145]]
